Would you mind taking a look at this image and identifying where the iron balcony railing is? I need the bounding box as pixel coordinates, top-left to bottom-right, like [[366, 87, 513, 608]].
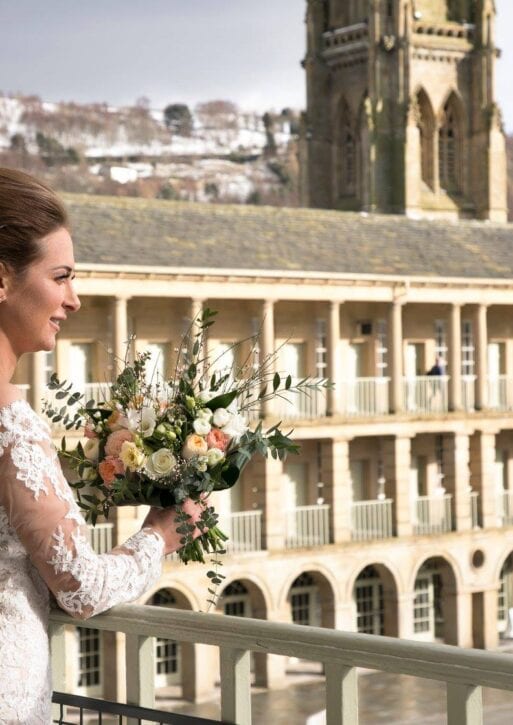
[[413, 493, 453, 535], [87, 522, 114, 555], [50, 603, 513, 725], [285, 504, 330, 548], [350, 498, 393, 541], [403, 376, 449, 414]]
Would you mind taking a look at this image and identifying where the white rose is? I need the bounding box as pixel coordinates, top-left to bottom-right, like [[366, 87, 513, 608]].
[[140, 406, 157, 438], [147, 448, 177, 477], [198, 408, 213, 422], [83, 438, 100, 462], [213, 408, 231, 427], [221, 413, 248, 442], [206, 447, 225, 467], [193, 417, 212, 435]]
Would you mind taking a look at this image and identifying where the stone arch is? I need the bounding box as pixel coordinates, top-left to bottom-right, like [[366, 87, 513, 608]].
[[438, 90, 465, 194], [283, 568, 337, 629], [414, 87, 437, 191], [145, 586, 197, 701], [411, 555, 459, 644], [349, 562, 401, 637], [334, 97, 357, 201]]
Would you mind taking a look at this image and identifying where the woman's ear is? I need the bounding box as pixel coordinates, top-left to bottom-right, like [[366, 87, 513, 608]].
[[0, 262, 12, 303]]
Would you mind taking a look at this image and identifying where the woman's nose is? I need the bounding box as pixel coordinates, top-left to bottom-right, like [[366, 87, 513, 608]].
[[65, 282, 81, 313]]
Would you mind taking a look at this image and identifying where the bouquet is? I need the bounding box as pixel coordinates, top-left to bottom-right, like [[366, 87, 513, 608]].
[[44, 309, 330, 570]]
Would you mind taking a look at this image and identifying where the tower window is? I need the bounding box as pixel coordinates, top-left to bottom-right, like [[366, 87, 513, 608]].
[[439, 99, 461, 193], [337, 99, 356, 198]]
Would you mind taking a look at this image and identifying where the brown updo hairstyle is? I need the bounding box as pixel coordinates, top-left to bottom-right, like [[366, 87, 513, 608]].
[[0, 168, 69, 277]]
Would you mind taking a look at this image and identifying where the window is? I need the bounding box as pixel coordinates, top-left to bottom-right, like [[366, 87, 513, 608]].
[[77, 627, 101, 691], [376, 319, 388, 377], [355, 566, 384, 635], [290, 573, 318, 626], [461, 320, 474, 376], [439, 98, 461, 193], [68, 342, 94, 389], [337, 100, 356, 198], [150, 590, 181, 686], [434, 320, 447, 371], [223, 581, 251, 618], [42, 350, 56, 385], [145, 342, 167, 386], [315, 319, 327, 378]]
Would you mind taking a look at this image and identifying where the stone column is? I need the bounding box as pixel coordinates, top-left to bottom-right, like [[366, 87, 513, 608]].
[[473, 588, 499, 650], [112, 295, 130, 376], [30, 351, 46, 415], [443, 433, 471, 532], [448, 303, 462, 411], [445, 590, 473, 648], [327, 301, 341, 416], [252, 454, 284, 551], [474, 304, 488, 410], [320, 437, 352, 544], [469, 430, 498, 528], [388, 300, 404, 413], [396, 593, 416, 639], [383, 435, 413, 537], [261, 300, 275, 418]]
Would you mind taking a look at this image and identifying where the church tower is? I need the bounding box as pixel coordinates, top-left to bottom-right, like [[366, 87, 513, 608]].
[[303, 0, 507, 221]]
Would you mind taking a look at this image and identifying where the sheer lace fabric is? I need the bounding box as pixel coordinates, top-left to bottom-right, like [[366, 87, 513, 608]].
[[0, 400, 164, 724]]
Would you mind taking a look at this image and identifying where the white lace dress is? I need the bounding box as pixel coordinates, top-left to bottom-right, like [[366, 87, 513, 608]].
[[0, 400, 164, 724]]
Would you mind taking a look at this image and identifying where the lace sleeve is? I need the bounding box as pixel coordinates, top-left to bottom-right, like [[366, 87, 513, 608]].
[[0, 400, 164, 620]]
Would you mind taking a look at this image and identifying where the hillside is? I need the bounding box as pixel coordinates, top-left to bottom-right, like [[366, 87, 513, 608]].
[[0, 94, 300, 207]]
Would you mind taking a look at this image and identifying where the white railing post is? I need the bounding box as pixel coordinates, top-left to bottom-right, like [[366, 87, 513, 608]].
[[286, 504, 330, 548], [446, 683, 483, 725], [325, 663, 359, 725], [350, 499, 393, 541], [125, 633, 155, 722], [220, 647, 251, 725], [49, 623, 68, 722]]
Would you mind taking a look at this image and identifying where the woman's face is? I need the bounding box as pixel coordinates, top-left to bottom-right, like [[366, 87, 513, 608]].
[[0, 226, 81, 355]]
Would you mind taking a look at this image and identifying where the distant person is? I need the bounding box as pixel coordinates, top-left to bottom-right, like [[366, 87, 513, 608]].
[[427, 357, 443, 376]]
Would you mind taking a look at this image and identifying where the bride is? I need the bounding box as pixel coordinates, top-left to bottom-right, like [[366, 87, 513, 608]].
[[0, 168, 204, 723]]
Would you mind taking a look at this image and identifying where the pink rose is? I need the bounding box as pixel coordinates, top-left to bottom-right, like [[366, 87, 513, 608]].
[[105, 429, 134, 457], [206, 428, 231, 452], [98, 456, 125, 486]]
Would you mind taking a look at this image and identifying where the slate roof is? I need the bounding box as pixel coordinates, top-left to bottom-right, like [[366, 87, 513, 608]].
[[64, 193, 513, 279]]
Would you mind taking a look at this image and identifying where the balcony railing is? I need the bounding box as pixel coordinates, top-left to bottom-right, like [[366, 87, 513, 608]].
[[18, 383, 31, 400], [273, 378, 327, 420], [350, 498, 393, 541], [340, 377, 389, 417], [50, 603, 513, 725], [498, 489, 513, 527], [219, 510, 263, 554], [413, 493, 453, 535], [285, 504, 330, 548], [487, 376, 513, 412], [404, 376, 449, 414], [87, 523, 114, 554], [461, 375, 476, 412]]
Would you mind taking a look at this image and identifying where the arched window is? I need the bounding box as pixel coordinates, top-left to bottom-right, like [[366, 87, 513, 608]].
[[415, 90, 436, 190], [336, 99, 356, 198], [439, 95, 462, 193]]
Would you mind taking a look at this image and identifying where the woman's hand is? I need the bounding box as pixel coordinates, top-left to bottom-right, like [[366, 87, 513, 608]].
[[142, 497, 206, 556]]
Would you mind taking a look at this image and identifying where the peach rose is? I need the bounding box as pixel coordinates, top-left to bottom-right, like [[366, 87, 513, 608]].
[[105, 428, 134, 457], [107, 409, 124, 431], [98, 456, 125, 486], [182, 433, 208, 460], [206, 428, 231, 452]]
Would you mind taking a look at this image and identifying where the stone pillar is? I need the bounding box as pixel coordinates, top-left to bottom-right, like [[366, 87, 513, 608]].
[[30, 351, 46, 415], [472, 588, 499, 650], [388, 300, 404, 413], [112, 295, 130, 376], [448, 304, 462, 411], [443, 433, 471, 532], [383, 435, 413, 537], [469, 431, 498, 528], [261, 300, 275, 418], [182, 643, 217, 701], [474, 304, 488, 410], [253, 455, 284, 551], [320, 438, 352, 544], [445, 590, 473, 648], [396, 593, 416, 639], [327, 301, 341, 416]]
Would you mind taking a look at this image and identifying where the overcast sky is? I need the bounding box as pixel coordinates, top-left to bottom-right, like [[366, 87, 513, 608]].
[[0, 0, 512, 130]]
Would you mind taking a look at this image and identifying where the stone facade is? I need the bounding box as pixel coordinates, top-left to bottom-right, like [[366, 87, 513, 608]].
[[303, 0, 507, 221]]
